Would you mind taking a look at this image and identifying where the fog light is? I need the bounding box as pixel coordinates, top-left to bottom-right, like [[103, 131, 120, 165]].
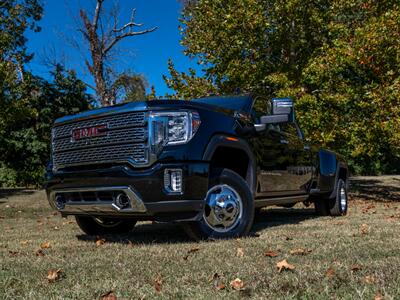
[[54, 195, 65, 210], [164, 169, 183, 194]]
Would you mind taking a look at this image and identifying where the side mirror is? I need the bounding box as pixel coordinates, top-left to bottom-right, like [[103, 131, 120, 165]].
[[255, 98, 294, 131]]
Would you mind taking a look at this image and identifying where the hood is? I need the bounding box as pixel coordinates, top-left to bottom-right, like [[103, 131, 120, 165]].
[[54, 95, 253, 125]]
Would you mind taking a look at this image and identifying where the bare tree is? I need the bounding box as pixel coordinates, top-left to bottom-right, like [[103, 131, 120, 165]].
[[78, 0, 156, 106]]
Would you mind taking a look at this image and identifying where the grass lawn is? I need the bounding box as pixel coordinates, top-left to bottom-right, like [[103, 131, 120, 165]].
[[1, 176, 399, 299]]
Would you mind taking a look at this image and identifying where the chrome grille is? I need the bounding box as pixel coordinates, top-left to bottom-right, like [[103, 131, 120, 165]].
[[52, 111, 148, 170]]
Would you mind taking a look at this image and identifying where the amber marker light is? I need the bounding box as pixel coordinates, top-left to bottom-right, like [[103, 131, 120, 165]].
[[226, 137, 239, 141]]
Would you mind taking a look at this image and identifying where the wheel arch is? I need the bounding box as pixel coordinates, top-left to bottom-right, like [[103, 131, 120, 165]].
[[316, 149, 349, 198], [203, 135, 257, 196]]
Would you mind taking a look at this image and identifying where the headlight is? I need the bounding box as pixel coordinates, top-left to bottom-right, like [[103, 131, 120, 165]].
[[149, 111, 201, 150]]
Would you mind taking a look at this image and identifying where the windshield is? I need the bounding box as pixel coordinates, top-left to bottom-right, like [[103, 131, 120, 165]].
[[193, 95, 253, 113]]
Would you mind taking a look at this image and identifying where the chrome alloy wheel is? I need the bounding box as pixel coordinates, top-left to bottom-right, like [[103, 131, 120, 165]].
[[203, 184, 243, 233], [340, 186, 347, 212]]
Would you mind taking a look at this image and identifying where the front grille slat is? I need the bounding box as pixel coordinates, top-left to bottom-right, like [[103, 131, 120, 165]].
[[52, 111, 148, 170]]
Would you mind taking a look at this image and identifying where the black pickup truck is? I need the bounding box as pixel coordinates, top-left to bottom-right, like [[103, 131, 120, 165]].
[[46, 95, 348, 240]]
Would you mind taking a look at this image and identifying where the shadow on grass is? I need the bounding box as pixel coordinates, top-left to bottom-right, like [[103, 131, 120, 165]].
[[0, 188, 35, 201], [77, 222, 192, 245], [76, 206, 317, 245], [350, 177, 400, 202]]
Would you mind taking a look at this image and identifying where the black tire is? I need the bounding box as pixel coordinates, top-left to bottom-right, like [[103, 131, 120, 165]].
[[183, 168, 254, 240], [329, 178, 348, 216], [75, 216, 137, 235]]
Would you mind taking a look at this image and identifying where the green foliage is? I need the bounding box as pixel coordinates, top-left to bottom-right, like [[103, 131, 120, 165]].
[[166, 0, 400, 174], [0, 66, 92, 187], [0, 1, 92, 187]]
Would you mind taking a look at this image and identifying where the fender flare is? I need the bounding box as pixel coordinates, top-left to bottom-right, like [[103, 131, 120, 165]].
[[317, 149, 348, 198], [203, 135, 257, 196]]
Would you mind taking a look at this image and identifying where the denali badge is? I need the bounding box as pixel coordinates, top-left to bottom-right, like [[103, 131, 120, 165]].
[[71, 124, 107, 141]]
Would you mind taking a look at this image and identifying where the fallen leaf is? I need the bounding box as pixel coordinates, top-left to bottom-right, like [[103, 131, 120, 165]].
[[40, 242, 51, 249], [230, 278, 244, 290], [216, 282, 226, 290], [326, 267, 336, 279], [8, 250, 20, 256], [209, 272, 220, 282], [290, 248, 312, 256], [99, 291, 117, 300], [36, 249, 45, 257], [236, 248, 244, 258], [284, 236, 293, 241], [264, 250, 279, 257], [96, 238, 106, 247], [46, 269, 62, 283], [20, 240, 30, 245], [62, 220, 75, 225], [374, 292, 384, 300], [276, 259, 295, 273], [53, 226, 60, 230], [183, 247, 200, 260], [350, 264, 362, 272], [154, 275, 162, 293], [360, 224, 369, 235], [364, 275, 376, 284]]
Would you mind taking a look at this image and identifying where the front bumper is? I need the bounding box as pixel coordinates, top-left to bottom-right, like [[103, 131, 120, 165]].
[[45, 162, 209, 221]]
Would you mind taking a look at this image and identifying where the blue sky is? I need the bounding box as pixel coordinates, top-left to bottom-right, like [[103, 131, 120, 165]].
[[26, 0, 201, 96]]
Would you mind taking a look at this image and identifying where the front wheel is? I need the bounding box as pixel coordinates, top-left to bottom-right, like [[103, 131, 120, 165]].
[[183, 168, 254, 240], [75, 216, 137, 235]]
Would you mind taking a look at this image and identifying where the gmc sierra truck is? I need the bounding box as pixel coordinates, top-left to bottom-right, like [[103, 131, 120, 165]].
[[46, 95, 348, 240]]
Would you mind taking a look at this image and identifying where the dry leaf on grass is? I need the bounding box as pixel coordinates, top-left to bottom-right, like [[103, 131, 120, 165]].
[[40, 242, 51, 249], [236, 248, 244, 258], [364, 275, 376, 284], [36, 249, 45, 257], [326, 267, 336, 279], [265, 250, 279, 257], [360, 224, 369, 235], [350, 264, 362, 272], [276, 260, 295, 273], [374, 292, 384, 300], [95, 238, 106, 247], [290, 248, 312, 255], [154, 275, 162, 293], [183, 247, 200, 260], [46, 268, 63, 283], [20, 240, 30, 245], [99, 291, 117, 300], [230, 278, 244, 290], [8, 250, 20, 256], [216, 282, 226, 290]]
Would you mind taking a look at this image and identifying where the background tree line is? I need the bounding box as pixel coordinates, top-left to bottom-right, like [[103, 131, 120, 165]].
[[1, 0, 399, 187], [165, 0, 400, 175], [0, 0, 155, 187]]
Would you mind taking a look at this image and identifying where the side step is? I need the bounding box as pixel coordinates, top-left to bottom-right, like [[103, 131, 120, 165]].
[[254, 195, 309, 208]]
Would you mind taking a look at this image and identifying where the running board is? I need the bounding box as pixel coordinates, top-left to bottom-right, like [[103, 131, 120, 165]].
[[254, 195, 309, 208]]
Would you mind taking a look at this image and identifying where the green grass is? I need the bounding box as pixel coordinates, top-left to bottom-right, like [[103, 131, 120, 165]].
[[1, 176, 400, 299]]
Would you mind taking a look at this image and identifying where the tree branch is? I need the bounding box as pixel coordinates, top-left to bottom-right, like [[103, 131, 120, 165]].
[[104, 27, 157, 53], [93, 0, 103, 29], [113, 21, 144, 33]]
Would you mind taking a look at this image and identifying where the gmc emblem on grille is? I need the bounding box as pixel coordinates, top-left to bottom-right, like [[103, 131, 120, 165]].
[[71, 124, 107, 141]]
